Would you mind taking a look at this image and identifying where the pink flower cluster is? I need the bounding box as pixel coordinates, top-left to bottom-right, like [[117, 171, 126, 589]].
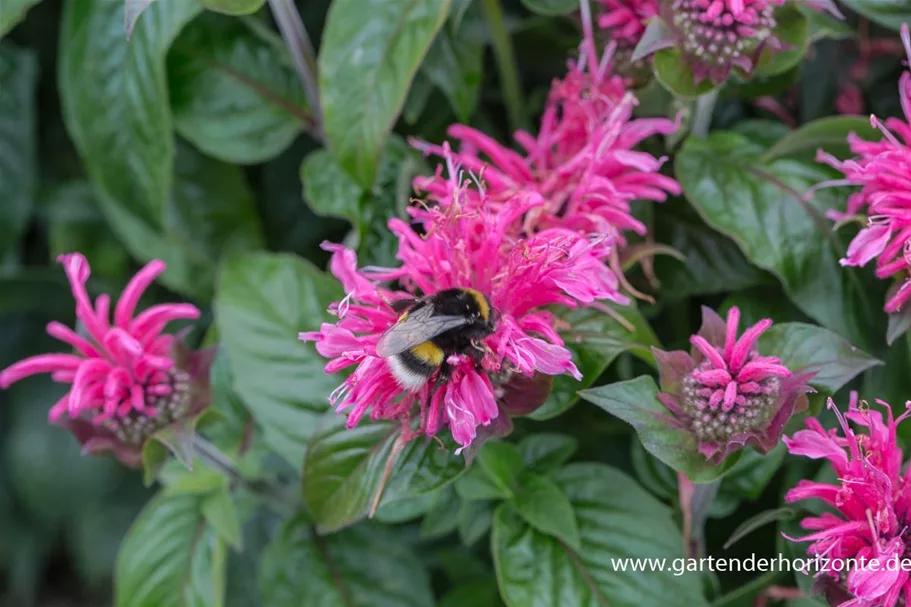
[[303, 22, 691, 452], [819, 25, 911, 313], [597, 0, 659, 49], [654, 306, 813, 462], [412, 38, 680, 246], [784, 394, 911, 606], [301, 160, 629, 451], [0, 254, 210, 466]]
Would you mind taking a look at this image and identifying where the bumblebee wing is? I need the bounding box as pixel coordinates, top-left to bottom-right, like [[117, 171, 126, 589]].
[[375, 306, 470, 357]]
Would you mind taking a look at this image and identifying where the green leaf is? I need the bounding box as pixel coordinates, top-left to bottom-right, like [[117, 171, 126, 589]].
[[653, 48, 716, 99], [456, 465, 513, 501], [260, 515, 434, 607], [0, 43, 37, 260], [756, 4, 809, 77], [762, 115, 879, 162], [185, 529, 227, 607], [318, 0, 451, 187], [801, 4, 853, 41], [168, 14, 309, 164], [159, 462, 226, 496], [723, 507, 794, 550], [439, 578, 503, 607], [300, 147, 364, 221], [758, 322, 881, 393], [303, 414, 467, 534], [374, 491, 438, 523], [459, 499, 494, 546], [492, 464, 708, 607], [531, 303, 660, 420], [721, 444, 787, 501], [675, 130, 877, 348], [301, 136, 424, 267], [163, 143, 265, 297], [839, 0, 911, 30], [60, 0, 262, 299], [115, 492, 226, 607], [510, 474, 580, 551], [520, 0, 576, 15], [201, 489, 243, 551], [654, 204, 769, 299], [215, 252, 341, 467], [199, 0, 265, 15], [629, 440, 677, 501], [421, 2, 484, 121], [420, 486, 461, 538], [518, 433, 578, 474], [1, 0, 41, 36], [60, 0, 199, 226], [580, 376, 738, 483], [477, 441, 524, 495]]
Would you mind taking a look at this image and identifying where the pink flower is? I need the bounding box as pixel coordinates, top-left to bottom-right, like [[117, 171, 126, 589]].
[[784, 394, 911, 607], [0, 254, 211, 467], [597, 0, 660, 49], [663, 0, 785, 85], [816, 25, 911, 313], [652, 306, 813, 463], [411, 39, 680, 247], [301, 162, 629, 453]]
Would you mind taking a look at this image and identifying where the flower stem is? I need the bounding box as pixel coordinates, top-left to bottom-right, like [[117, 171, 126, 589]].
[[267, 0, 323, 141], [194, 435, 296, 515], [481, 0, 527, 133], [691, 89, 719, 139], [679, 473, 720, 558]]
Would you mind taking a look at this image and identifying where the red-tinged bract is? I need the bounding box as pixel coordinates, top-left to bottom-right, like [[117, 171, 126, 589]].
[[652, 306, 813, 463], [0, 254, 212, 467], [301, 159, 629, 453], [784, 394, 911, 607], [817, 25, 911, 313]]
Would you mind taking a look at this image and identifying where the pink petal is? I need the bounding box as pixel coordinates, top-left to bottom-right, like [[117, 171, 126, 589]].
[[728, 319, 773, 372], [690, 336, 727, 370], [46, 321, 101, 358], [0, 354, 84, 388], [115, 260, 166, 329], [842, 224, 892, 267]]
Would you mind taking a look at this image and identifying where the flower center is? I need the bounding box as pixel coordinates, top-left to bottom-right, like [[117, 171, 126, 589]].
[[101, 369, 191, 445], [681, 362, 781, 444], [669, 0, 775, 68]]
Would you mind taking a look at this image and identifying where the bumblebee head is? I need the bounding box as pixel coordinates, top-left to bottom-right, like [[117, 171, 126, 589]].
[[462, 288, 495, 328]]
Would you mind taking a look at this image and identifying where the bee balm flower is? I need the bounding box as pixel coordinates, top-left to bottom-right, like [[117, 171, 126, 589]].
[[784, 394, 911, 606], [652, 306, 813, 462], [0, 254, 211, 467], [597, 0, 660, 50], [817, 25, 911, 313], [412, 39, 680, 245], [301, 160, 629, 452], [663, 0, 784, 85]]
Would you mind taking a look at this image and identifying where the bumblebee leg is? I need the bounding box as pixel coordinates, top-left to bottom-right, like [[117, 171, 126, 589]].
[[437, 359, 452, 385], [468, 340, 487, 364]]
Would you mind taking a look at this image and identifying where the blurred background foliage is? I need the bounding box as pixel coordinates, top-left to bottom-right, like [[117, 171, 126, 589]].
[[0, 0, 909, 605]]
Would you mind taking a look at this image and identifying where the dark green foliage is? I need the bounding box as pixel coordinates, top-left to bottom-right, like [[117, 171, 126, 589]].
[[1, 1, 908, 606]]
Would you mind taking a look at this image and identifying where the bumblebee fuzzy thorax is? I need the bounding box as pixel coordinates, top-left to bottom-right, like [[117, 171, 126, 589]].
[[376, 287, 496, 392]]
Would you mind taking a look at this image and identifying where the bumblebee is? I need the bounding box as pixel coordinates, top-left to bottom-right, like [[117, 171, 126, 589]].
[[376, 288, 496, 391]]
